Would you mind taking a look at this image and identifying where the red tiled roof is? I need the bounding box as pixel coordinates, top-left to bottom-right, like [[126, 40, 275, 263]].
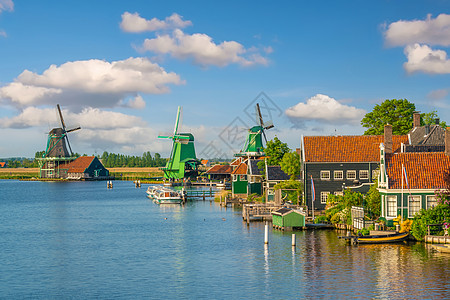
[[65, 156, 95, 173], [206, 164, 232, 174], [230, 157, 242, 166], [303, 135, 408, 162], [0, 162, 5, 167], [386, 152, 450, 189], [231, 163, 247, 175]]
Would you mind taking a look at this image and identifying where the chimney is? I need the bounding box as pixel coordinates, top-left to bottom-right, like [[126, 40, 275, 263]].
[[384, 124, 393, 154], [446, 127, 450, 156], [413, 112, 421, 128]]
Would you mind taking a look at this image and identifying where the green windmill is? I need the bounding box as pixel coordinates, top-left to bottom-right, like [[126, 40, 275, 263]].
[[158, 106, 201, 180], [237, 103, 274, 157]]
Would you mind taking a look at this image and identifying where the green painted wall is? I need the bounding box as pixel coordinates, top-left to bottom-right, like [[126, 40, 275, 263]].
[[272, 212, 305, 227], [232, 178, 248, 194], [248, 182, 262, 195]]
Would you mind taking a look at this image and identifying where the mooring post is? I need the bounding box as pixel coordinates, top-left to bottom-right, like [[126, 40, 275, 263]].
[[292, 234, 296, 247], [264, 222, 269, 244]]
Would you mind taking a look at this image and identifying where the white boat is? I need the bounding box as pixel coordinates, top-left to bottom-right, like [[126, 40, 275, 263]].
[[146, 186, 183, 204]]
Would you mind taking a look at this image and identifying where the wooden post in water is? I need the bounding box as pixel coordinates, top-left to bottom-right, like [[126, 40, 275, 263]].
[[264, 222, 269, 244], [292, 234, 296, 247]]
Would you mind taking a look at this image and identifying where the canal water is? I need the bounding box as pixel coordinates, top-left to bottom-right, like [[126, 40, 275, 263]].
[[1, 180, 449, 299]]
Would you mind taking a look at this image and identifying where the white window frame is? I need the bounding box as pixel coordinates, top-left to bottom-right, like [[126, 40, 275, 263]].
[[387, 195, 397, 218], [232, 175, 237, 181], [408, 195, 421, 218], [372, 169, 379, 180], [334, 171, 343, 180], [320, 170, 330, 181], [347, 170, 356, 180], [240, 175, 247, 181], [426, 195, 437, 210], [320, 192, 330, 204], [359, 170, 369, 180], [334, 191, 343, 196]]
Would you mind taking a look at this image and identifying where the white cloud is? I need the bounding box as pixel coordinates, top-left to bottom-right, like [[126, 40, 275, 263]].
[[285, 94, 366, 128], [403, 43, 450, 74], [0, 30, 6, 37], [120, 12, 192, 33], [0, 0, 13, 13], [140, 29, 269, 67], [427, 89, 448, 100], [384, 14, 450, 47], [0, 57, 183, 108]]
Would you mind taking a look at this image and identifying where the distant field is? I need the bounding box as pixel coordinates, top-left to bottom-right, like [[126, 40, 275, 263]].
[[0, 168, 39, 174], [108, 167, 162, 173]]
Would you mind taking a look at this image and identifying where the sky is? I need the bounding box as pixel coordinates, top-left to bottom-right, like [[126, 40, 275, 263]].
[[1, 0, 450, 159]]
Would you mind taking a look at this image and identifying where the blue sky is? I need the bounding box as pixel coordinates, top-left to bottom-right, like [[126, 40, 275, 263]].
[[1, 0, 450, 158]]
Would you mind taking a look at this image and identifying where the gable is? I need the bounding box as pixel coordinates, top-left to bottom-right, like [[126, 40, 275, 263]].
[[408, 125, 445, 146], [231, 163, 247, 175], [303, 135, 408, 163]]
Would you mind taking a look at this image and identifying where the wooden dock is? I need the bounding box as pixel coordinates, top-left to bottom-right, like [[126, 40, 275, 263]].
[[425, 235, 450, 244]]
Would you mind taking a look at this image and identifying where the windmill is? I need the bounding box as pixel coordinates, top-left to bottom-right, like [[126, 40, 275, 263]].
[[37, 104, 81, 179], [158, 106, 200, 180], [44, 104, 81, 158], [238, 103, 274, 156]]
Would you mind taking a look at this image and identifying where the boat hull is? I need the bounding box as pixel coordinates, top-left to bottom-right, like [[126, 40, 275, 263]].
[[357, 232, 409, 244]]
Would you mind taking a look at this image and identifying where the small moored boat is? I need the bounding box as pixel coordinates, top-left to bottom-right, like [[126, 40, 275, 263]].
[[146, 186, 183, 204], [339, 231, 410, 244]]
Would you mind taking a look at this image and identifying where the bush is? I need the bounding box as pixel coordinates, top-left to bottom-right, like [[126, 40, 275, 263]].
[[314, 215, 328, 224], [411, 203, 450, 241]]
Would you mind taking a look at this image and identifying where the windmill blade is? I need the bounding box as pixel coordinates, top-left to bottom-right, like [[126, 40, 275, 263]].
[[256, 103, 264, 127], [57, 104, 67, 131], [65, 134, 73, 156], [158, 135, 174, 139], [173, 106, 182, 135], [262, 129, 267, 143], [66, 126, 81, 133], [264, 120, 274, 130]]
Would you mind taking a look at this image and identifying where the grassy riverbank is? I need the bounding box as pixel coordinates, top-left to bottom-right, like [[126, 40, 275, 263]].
[[0, 167, 164, 181]]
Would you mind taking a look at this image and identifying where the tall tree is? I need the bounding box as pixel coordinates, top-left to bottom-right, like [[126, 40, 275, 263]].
[[421, 110, 448, 128], [361, 99, 416, 135], [280, 151, 301, 180], [264, 137, 290, 166]]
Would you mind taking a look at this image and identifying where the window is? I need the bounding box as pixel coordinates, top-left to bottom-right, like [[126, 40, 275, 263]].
[[426, 195, 438, 209], [334, 191, 343, 196], [334, 171, 343, 180], [387, 195, 397, 218], [359, 170, 369, 180], [408, 195, 421, 218], [347, 170, 356, 180], [232, 175, 237, 181], [321, 192, 330, 204], [240, 175, 247, 181], [320, 171, 330, 180]]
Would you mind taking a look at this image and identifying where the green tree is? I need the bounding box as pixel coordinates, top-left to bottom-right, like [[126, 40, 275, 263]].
[[280, 151, 301, 180], [257, 137, 290, 174], [361, 99, 416, 135], [364, 179, 381, 219], [273, 180, 303, 205], [421, 110, 448, 128], [325, 190, 364, 225]]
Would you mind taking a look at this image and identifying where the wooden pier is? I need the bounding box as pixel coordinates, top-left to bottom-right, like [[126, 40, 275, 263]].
[[425, 235, 450, 244]]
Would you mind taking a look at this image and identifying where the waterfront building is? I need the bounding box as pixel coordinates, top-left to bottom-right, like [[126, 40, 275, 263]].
[[378, 127, 450, 225]]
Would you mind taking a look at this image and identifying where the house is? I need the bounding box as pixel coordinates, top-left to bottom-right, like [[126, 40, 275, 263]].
[[265, 165, 290, 202], [205, 164, 232, 181], [63, 156, 110, 180], [404, 112, 446, 153], [231, 160, 248, 197], [378, 127, 450, 226], [0, 162, 6, 168], [301, 125, 409, 212]]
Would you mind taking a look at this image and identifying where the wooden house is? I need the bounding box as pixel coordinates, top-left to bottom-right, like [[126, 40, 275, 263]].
[[231, 160, 248, 197], [404, 112, 446, 153], [378, 127, 450, 226], [272, 207, 305, 230], [265, 165, 290, 202], [301, 125, 409, 212], [63, 156, 110, 180], [205, 164, 232, 181]]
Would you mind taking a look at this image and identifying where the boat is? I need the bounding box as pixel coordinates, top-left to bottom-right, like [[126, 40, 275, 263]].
[[339, 231, 410, 244], [430, 244, 450, 253], [146, 186, 184, 204]]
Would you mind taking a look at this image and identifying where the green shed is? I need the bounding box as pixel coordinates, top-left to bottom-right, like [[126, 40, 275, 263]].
[[272, 208, 305, 230]]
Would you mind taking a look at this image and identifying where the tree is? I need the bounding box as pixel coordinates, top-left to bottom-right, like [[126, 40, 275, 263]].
[[257, 137, 291, 175], [361, 99, 416, 135], [280, 152, 301, 181], [421, 110, 448, 128], [364, 179, 381, 219]]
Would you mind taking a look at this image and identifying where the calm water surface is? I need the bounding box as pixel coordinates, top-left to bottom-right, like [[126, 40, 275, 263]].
[[1, 180, 449, 299]]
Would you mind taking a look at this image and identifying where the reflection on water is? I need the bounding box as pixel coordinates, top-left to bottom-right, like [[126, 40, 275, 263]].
[[0, 180, 449, 299]]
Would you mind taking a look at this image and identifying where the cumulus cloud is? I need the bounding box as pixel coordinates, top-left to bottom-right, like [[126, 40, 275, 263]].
[[384, 14, 450, 47], [403, 43, 450, 74], [285, 94, 366, 128], [0, 0, 13, 13], [120, 12, 192, 33], [140, 29, 269, 67], [0, 30, 6, 37], [0, 57, 183, 108]]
